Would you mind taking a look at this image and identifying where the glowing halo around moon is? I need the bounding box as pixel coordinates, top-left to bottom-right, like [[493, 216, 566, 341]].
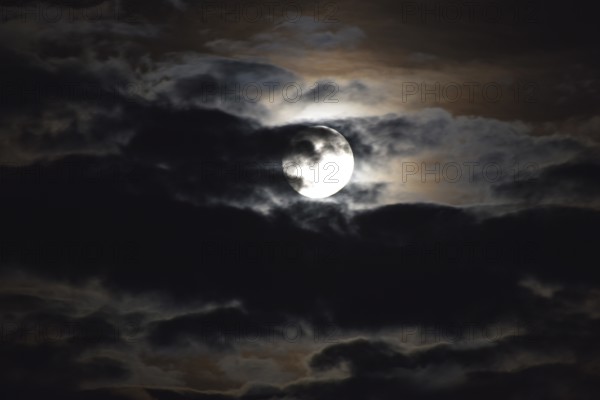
[[282, 126, 354, 199]]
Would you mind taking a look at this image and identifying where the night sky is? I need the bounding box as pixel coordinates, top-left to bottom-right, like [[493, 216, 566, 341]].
[[1, 1, 600, 399]]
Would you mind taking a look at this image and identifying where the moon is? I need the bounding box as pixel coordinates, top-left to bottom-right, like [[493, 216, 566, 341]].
[[282, 126, 354, 198]]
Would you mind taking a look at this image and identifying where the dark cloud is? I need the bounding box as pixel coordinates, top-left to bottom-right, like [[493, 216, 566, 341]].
[[1, 0, 599, 398], [493, 160, 600, 206], [148, 307, 292, 349]]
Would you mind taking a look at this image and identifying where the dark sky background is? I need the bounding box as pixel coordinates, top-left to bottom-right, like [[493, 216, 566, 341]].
[[1, 1, 600, 399]]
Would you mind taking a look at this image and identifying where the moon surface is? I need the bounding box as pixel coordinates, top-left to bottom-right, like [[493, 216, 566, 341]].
[[282, 126, 354, 198]]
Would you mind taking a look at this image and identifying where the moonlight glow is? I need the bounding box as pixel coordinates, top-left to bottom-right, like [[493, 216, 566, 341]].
[[282, 126, 354, 199]]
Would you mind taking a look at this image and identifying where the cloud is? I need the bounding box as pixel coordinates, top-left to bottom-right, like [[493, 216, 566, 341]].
[[1, 1, 600, 398], [493, 160, 600, 207], [206, 17, 366, 56]]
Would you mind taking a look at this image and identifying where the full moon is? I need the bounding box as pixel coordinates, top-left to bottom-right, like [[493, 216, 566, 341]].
[[282, 126, 354, 198]]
